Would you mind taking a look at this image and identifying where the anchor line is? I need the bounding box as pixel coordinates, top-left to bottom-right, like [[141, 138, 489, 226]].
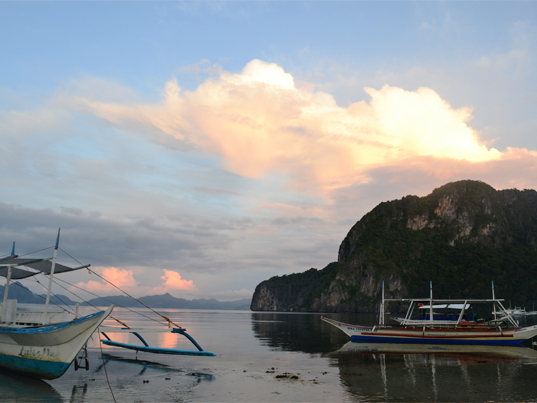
[[99, 338, 117, 403]]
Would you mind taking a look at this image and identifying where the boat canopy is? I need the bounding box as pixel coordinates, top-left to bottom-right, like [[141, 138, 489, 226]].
[[0, 258, 88, 279], [418, 304, 470, 310]]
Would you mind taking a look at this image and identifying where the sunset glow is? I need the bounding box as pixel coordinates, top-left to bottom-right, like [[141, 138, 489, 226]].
[[2, 1, 537, 300], [68, 60, 505, 195]]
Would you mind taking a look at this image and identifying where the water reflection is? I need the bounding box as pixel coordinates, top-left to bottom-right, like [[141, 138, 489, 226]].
[[332, 343, 537, 402], [69, 384, 88, 403], [251, 312, 537, 402], [158, 330, 177, 349], [251, 312, 350, 353], [100, 353, 215, 381], [0, 367, 64, 402]]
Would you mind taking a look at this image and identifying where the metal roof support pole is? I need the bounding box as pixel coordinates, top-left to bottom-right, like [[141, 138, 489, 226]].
[[457, 301, 468, 324], [496, 299, 519, 327], [42, 229, 60, 326], [379, 281, 385, 326], [403, 301, 414, 326], [492, 281, 497, 320], [2, 266, 13, 322], [429, 281, 433, 326], [2, 242, 16, 323]]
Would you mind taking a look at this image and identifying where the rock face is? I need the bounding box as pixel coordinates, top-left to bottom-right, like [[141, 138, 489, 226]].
[[251, 180, 537, 312]]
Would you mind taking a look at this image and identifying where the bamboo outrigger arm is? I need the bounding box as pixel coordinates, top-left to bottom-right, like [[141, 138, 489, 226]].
[[98, 326, 217, 357]]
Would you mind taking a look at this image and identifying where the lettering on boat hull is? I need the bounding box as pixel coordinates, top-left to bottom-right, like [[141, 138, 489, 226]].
[[18, 346, 60, 361]]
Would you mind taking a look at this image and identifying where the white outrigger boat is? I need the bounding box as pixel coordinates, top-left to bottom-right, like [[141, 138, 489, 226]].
[[0, 231, 113, 379], [322, 281, 537, 348], [0, 230, 215, 379]]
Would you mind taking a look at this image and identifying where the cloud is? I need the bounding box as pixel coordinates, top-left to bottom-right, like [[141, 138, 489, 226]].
[[5, 59, 537, 300], [150, 269, 198, 295], [74, 266, 138, 294], [64, 59, 503, 195]]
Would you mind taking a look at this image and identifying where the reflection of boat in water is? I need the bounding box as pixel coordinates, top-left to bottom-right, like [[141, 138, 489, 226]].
[[332, 341, 537, 402], [100, 353, 215, 380], [334, 341, 537, 360], [0, 367, 64, 402], [322, 281, 537, 348]]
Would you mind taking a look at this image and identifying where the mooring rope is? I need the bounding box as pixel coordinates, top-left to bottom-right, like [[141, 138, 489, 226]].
[[99, 338, 117, 403]]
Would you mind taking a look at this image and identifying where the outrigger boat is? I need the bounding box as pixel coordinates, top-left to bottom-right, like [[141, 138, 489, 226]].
[[322, 281, 537, 348], [0, 230, 215, 379], [0, 231, 113, 379]]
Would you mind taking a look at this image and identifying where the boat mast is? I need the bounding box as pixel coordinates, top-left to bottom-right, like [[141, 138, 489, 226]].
[[1, 242, 16, 321], [42, 229, 60, 325], [492, 281, 497, 320], [379, 281, 385, 326], [429, 281, 433, 325]]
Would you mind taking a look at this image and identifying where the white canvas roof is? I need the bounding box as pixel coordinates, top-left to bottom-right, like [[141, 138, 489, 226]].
[[418, 303, 470, 310], [0, 258, 87, 279]]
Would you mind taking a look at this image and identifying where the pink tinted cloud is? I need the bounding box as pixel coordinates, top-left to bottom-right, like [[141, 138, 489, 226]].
[[150, 269, 198, 295], [64, 59, 537, 198], [74, 267, 138, 294]]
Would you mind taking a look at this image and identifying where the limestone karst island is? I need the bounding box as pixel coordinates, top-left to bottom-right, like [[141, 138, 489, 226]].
[[251, 180, 537, 313]]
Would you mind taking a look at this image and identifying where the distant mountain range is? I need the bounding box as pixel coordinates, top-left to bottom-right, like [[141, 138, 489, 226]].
[[0, 282, 251, 310], [83, 294, 252, 310]]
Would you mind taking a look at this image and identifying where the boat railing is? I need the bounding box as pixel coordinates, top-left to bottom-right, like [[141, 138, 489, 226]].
[[397, 319, 460, 327], [0, 303, 65, 326]]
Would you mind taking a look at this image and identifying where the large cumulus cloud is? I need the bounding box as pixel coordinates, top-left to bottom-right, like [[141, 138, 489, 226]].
[[64, 59, 509, 196]]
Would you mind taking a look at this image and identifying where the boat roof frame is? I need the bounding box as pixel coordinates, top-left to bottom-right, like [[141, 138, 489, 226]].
[[384, 298, 504, 303]]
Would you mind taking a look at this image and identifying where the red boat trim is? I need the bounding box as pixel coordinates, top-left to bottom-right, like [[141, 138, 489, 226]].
[[361, 332, 513, 339], [394, 326, 519, 332]]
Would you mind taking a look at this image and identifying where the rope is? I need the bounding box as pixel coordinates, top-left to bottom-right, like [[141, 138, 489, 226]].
[[5, 245, 186, 330], [15, 246, 55, 257], [14, 279, 75, 316], [52, 276, 170, 328], [87, 268, 183, 330], [59, 248, 184, 330], [42, 275, 130, 328], [1, 243, 189, 402], [99, 338, 117, 403], [30, 278, 76, 315]]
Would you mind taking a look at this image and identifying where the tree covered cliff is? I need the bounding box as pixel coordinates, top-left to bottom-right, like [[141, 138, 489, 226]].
[[250, 180, 537, 312]]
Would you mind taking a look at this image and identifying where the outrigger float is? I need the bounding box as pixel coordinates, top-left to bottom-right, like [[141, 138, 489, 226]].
[[0, 230, 215, 379], [98, 327, 216, 357], [322, 281, 537, 348]]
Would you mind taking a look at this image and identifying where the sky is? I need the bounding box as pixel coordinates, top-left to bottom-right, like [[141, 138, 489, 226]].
[[1, 1, 537, 302]]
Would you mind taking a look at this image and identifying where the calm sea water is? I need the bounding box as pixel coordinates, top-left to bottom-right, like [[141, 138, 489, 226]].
[[3, 307, 537, 402]]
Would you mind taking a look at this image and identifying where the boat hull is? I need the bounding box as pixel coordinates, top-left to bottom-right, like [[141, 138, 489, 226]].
[[350, 334, 529, 347], [321, 316, 537, 348], [0, 306, 113, 379]]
